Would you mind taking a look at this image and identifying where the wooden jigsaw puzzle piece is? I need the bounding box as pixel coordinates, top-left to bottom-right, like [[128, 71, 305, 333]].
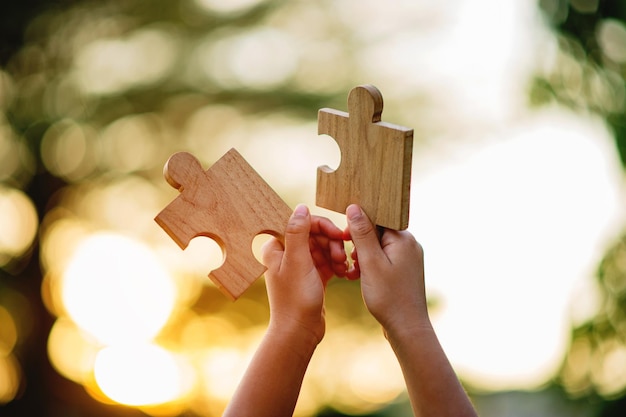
[[317, 85, 413, 230], [155, 148, 292, 300]]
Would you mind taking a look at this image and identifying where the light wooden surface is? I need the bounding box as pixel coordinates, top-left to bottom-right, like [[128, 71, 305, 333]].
[[155, 148, 292, 300], [317, 85, 413, 230]]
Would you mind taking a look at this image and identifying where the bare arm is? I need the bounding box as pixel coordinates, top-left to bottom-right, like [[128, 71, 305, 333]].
[[223, 205, 346, 417], [345, 204, 478, 417], [222, 321, 318, 417]]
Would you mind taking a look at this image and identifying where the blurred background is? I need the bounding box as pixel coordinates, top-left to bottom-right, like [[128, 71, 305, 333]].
[[1, 0, 626, 416]]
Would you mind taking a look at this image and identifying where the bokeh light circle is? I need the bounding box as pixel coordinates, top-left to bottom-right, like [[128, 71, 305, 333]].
[[94, 343, 193, 406], [61, 233, 176, 345], [0, 186, 38, 265]]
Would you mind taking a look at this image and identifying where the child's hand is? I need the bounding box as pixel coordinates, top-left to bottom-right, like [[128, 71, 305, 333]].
[[225, 207, 346, 417], [261, 204, 346, 344], [344, 204, 429, 334], [309, 214, 349, 283]]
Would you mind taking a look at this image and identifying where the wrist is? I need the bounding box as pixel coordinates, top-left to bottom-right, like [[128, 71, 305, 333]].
[[382, 315, 434, 345], [267, 314, 324, 356]]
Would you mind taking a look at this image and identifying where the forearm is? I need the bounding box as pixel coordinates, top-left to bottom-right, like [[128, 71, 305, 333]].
[[386, 323, 477, 417], [222, 322, 319, 417]]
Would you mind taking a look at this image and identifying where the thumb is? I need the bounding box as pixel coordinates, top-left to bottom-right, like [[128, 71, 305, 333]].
[[346, 204, 384, 262], [282, 204, 312, 266]]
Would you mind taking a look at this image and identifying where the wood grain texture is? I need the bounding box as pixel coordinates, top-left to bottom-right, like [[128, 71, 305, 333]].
[[155, 148, 292, 300], [317, 85, 413, 230]]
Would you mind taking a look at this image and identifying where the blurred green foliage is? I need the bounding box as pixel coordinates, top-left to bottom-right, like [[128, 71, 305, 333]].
[[535, 0, 626, 165], [535, 1, 626, 415]]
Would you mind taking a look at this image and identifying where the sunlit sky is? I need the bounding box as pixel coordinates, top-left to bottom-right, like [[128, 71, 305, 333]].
[[413, 108, 624, 390], [2, 0, 626, 414]]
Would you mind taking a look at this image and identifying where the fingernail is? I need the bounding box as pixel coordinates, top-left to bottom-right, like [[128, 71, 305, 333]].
[[346, 204, 362, 220], [293, 204, 308, 218]]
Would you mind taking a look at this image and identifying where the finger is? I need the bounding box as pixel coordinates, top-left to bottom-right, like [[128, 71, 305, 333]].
[[310, 238, 328, 267], [281, 204, 313, 270], [309, 216, 347, 264], [261, 237, 284, 270], [332, 262, 348, 278], [310, 236, 346, 276], [311, 215, 344, 240], [342, 227, 352, 241], [311, 233, 347, 261], [329, 238, 346, 262], [310, 233, 331, 251], [345, 204, 387, 265], [310, 238, 337, 280]]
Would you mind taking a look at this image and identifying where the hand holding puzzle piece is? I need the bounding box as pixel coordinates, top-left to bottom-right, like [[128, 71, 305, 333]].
[[155, 85, 413, 299]]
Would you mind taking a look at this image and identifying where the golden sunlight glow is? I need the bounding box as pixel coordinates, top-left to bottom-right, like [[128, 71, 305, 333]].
[[0, 186, 38, 264], [94, 343, 193, 406], [47, 317, 101, 384], [344, 340, 404, 405], [171, 236, 224, 280], [301, 326, 405, 416], [61, 232, 176, 345], [40, 215, 89, 280], [0, 354, 21, 404], [198, 347, 250, 402], [0, 306, 21, 404]]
